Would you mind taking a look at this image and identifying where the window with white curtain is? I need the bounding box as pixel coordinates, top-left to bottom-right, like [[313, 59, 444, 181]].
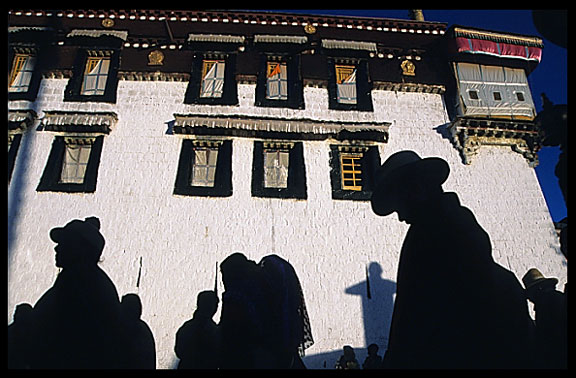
[[200, 59, 225, 98], [335, 64, 357, 104], [81, 57, 110, 96], [9, 54, 36, 93], [190, 147, 219, 187], [266, 61, 288, 100], [59, 140, 93, 184], [264, 148, 290, 188]]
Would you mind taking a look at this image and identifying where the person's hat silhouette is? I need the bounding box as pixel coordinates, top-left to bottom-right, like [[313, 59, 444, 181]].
[[50, 216, 105, 255], [370, 150, 450, 216], [522, 268, 559, 291]]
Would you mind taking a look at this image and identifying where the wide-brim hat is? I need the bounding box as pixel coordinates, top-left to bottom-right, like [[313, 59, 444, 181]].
[[522, 268, 558, 290], [370, 151, 450, 216], [50, 216, 105, 255]]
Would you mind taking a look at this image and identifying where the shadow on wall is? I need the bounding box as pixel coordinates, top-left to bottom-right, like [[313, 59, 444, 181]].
[[345, 262, 396, 350]]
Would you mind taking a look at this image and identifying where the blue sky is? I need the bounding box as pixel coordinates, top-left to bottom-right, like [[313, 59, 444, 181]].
[[268, 9, 567, 222]]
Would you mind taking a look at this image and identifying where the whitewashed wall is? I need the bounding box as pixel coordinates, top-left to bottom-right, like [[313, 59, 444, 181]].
[[8, 78, 567, 368]]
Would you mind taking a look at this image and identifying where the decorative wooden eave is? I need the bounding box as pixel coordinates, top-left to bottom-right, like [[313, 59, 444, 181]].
[[172, 114, 390, 142], [8, 109, 37, 131], [40, 111, 118, 134], [8, 9, 446, 34], [448, 116, 541, 166]]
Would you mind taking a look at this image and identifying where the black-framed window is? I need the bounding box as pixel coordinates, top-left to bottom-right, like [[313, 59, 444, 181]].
[[327, 58, 373, 111], [252, 141, 307, 199], [8, 49, 43, 102], [37, 136, 104, 193], [255, 54, 304, 109], [184, 53, 238, 106], [64, 49, 120, 103], [329, 145, 380, 201], [173, 139, 233, 197]]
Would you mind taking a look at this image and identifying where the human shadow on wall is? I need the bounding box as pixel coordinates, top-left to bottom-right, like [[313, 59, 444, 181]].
[[120, 293, 156, 369], [345, 262, 396, 350], [217, 252, 313, 369], [28, 216, 127, 369], [370, 150, 537, 369]]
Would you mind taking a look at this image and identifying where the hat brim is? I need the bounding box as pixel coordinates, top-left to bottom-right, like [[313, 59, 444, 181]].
[[49, 227, 66, 243], [371, 157, 450, 216], [525, 277, 559, 290]]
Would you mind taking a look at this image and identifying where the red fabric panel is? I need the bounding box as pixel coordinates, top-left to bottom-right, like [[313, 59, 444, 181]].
[[454, 37, 541, 62]]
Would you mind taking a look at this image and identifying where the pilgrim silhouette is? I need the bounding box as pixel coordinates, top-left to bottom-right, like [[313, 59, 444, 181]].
[[345, 262, 396, 352], [175, 290, 220, 369], [522, 268, 567, 368], [259, 254, 313, 368], [30, 217, 124, 369], [120, 293, 156, 369], [371, 151, 535, 369], [217, 252, 313, 368], [218, 252, 269, 369], [8, 303, 34, 369]]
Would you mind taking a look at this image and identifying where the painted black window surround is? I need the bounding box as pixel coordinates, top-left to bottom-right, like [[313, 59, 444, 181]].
[[327, 58, 373, 112], [184, 54, 238, 106], [252, 141, 307, 200], [173, 139, 233, 197], [64, 49, 120, 104], [255, 54, 304, 110], [37, 136, 105, 193], [329, 145, 380, 201]]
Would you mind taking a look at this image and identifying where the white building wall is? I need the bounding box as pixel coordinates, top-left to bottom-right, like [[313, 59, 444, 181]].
[[8, 78, 567, 368]]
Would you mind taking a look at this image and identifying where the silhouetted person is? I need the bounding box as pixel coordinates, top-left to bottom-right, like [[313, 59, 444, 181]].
[[370, 151, 535, 368], [31, 217, 123, 368], [335, 345, 359, 369], [175, 290, 220, 369], [218, 253, 270, 368], [120, 293, 156, 369], [362, 344, 383, 369], [259, 254, 314, 368], [522, 268, 567, 368], [8, 303, 34, 369]]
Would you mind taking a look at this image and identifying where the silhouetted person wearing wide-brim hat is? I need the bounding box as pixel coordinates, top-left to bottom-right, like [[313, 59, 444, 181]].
[[522, 268, 567, 368], [31, 217, 124, 369], [371, 151, 535, 369]]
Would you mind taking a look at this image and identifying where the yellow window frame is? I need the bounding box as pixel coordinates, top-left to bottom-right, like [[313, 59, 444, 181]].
[[340, 153, 363, 191], [335, 64, 356, 84]]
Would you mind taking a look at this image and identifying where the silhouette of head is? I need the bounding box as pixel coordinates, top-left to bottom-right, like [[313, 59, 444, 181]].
[[368, 262, 382, 277], [13, 303, 33, 324], [196, 290, 219, 317], [220, 252, 257, 288], [367, 343, 379, 356], [371, 151, 449, 224], [50, 217, 105, 269], [121, 294, 142, 320], [343, 345, 355, 359], [522, 268, 559, 301]]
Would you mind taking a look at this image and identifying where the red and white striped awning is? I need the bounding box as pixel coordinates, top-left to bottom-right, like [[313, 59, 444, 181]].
[[452, 27, 543, 62]]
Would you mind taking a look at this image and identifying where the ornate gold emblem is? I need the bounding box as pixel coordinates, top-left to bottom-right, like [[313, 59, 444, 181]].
[[148, 50, 164, 66], [304, 24, 316, 34], [101, 18, 115, 28], [401, 59, 416, 76]]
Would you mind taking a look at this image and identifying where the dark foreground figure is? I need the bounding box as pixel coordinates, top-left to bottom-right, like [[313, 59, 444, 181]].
[[371, 151, 536, 369]]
